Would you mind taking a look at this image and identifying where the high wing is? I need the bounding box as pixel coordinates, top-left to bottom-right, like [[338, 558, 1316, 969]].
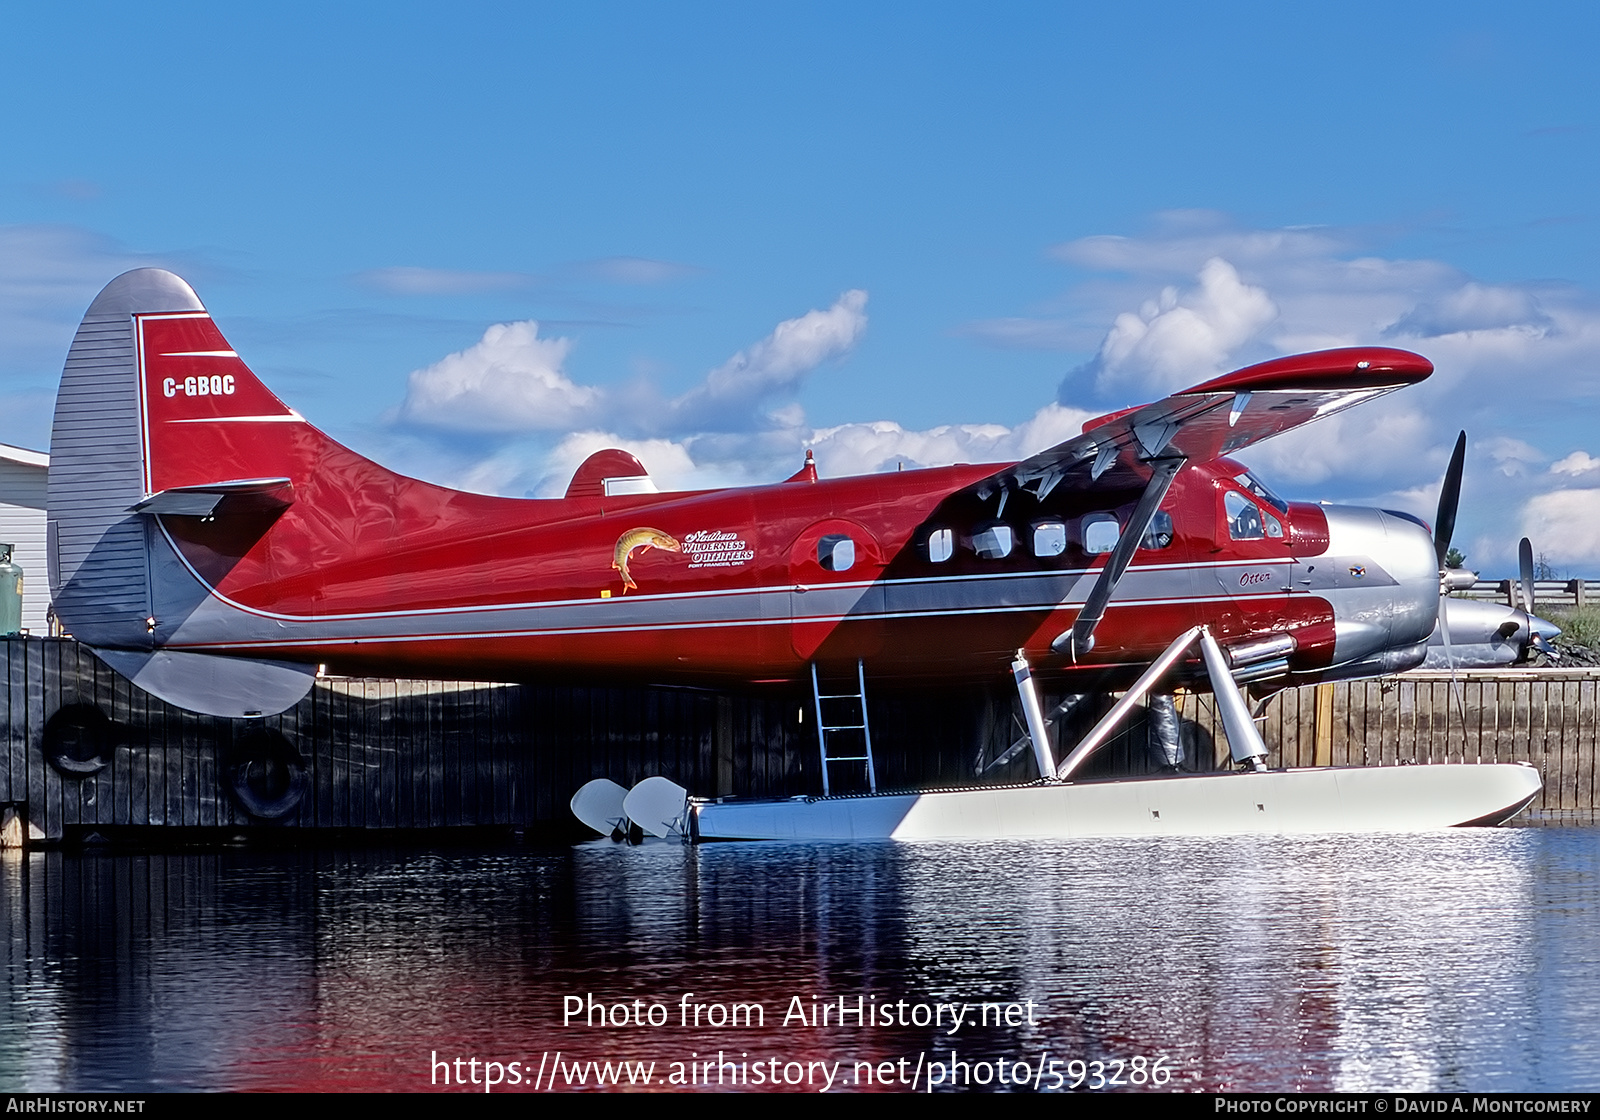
[[965, 346, 1434, 660], [970, 346, 1433, 507]]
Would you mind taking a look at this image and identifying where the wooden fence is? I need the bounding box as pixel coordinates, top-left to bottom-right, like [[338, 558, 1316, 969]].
[[1457, 579, 1598, 609]]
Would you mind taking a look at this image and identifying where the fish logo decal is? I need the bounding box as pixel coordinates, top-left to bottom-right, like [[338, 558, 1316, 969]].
[[612, 527, 681, 592], [1349, 565, 1366, 579]]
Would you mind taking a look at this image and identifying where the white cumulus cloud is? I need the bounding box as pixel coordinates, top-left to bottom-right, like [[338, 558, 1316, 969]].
[[1385, 282, 1552, 338], [1520, 490, 1600, 567], [807, 401, 1095, 477], [1238, 404, 1434, 487], [666, 290, 868, 431], [397, 322, 598, 432], [1551, 451, 1600, 476], [1089, 258, 1278, 393], [1479, 436, 1546, 477], [394, 291, 870, 441]]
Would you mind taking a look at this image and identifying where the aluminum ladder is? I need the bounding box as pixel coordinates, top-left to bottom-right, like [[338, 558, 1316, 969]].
[[811, 660, 877, 795]]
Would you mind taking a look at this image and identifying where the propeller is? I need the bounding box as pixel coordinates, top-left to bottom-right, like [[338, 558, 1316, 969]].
[[1518, 537, 1535, 615], [1428, 436, 1557, 674], [1517, 536, 1557, 658]]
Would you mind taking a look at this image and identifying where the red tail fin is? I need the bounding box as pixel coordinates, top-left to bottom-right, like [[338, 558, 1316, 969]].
[[137, 311, 314, 494]]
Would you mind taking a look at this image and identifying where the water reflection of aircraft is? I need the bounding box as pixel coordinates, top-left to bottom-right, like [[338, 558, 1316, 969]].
[[49, 270, 1541, 837]]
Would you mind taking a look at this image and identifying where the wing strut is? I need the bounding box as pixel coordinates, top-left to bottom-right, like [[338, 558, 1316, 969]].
[[1054, 456, 1186, 661]]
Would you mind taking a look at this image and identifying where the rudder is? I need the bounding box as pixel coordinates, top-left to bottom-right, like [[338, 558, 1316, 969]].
[[48, 269, 204, 647]]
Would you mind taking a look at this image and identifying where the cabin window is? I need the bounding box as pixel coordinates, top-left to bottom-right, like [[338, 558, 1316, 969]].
[[926, 527, 954, 563], [1225, 490, 1264, 540], [1083, 513, 1120, 554], [1141, 510, 1175, 550], [818, 534, 855, 572], [1033, 521, 1067, 558], [972, 524, 1014, 560]]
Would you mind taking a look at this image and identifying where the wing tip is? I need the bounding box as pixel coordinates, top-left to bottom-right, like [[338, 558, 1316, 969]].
[[1182, 346, 1432, 396]]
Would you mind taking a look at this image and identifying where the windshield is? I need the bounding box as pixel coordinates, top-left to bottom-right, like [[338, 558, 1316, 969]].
[[1233, 471, 1288, 514]]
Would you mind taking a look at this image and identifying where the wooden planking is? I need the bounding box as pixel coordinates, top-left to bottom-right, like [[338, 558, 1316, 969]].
[[1579, 678, 1597, 814], [3, 640, 24, 802]]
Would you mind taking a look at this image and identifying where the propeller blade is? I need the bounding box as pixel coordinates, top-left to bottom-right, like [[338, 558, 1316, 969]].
[[1434, 431, 1466, 569], [1519, 537, 1536, 614]]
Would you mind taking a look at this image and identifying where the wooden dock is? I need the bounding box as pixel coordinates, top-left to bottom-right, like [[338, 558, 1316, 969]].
[[1, 637, 1594, 842]]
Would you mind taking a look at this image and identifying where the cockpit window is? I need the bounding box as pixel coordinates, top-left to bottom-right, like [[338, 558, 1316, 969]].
[[1233, 471, 1288, 514], [1083, 513, 1120, 554], [925, 527, 954, 563], [1225, 490, 1264, 540]]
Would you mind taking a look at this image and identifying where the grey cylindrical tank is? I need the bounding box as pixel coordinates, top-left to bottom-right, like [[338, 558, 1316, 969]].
[[0, 544, 21, 635]]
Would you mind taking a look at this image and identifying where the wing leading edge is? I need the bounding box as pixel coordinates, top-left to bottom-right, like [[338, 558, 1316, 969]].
[[970, 346, 1433, 506]]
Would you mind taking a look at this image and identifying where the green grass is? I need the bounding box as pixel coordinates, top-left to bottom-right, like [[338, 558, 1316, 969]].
[[1542, 605, 1600, 647]]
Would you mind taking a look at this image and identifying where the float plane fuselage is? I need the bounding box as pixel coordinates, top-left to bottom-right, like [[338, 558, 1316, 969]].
[[50, 269, 1461, 719]]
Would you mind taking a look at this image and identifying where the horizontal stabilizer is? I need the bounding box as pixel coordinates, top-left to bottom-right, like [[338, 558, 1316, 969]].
[[89, 646, 316, 718], [130, 478, 294, 517]]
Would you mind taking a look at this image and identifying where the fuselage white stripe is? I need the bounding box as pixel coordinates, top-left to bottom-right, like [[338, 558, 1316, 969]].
[[170, 591, 1313, 653], [155, 520, 1304, 624], [167, 413, 305, 424]]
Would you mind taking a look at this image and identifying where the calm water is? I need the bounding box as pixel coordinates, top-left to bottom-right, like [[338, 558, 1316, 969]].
[[3, 828, 1599, 1093]]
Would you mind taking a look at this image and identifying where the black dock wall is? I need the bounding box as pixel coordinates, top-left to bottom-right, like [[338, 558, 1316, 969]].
[[3, 637, 1592, 841]]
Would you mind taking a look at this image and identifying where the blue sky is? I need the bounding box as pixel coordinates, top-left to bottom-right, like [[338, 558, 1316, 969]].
[[4, 2, 1600, 571]]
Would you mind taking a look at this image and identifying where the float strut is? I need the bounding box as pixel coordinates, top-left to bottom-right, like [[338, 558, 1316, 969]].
[[1011, 650, 1058, 780], [1198, 628, 1271, 770]]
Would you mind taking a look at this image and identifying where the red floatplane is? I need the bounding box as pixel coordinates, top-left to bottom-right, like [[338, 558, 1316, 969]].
[[47, 269, 1542, 838]]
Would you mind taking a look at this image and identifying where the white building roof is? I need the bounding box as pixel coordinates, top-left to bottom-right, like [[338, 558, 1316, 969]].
[[0, 442, 47, 468]]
